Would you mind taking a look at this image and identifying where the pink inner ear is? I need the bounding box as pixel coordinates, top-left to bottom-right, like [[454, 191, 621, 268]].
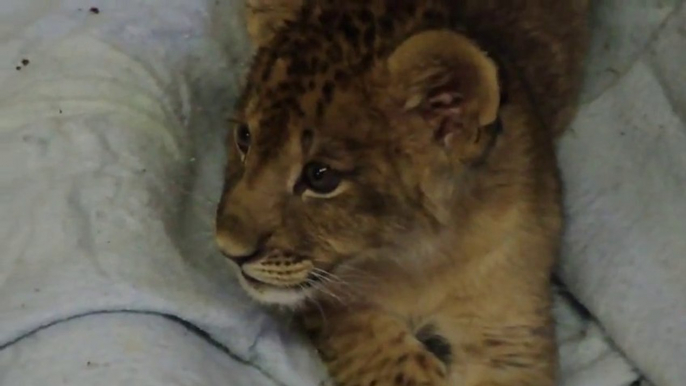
[[428, 91, 463, 108], [427, 91, 463, 118], [425, 90, 480, 146]]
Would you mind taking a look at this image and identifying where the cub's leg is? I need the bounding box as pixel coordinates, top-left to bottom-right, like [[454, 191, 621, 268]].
[[301, 308, 451, 386], [432, 307, 557, 386]]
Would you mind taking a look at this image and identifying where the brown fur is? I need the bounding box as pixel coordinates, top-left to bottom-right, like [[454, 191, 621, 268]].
[[215, 1, 589, 385]]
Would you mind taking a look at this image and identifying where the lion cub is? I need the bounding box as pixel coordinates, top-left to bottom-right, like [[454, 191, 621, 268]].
[[215, 1, 588, 385]]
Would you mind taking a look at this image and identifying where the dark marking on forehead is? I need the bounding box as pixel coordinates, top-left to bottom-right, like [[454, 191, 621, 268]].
[[286, 57, 308, 77], [400, 1, 416, 17], [326, 44, 343, 62], [321, 82, 335, 104], [423, 8, 446, 25], [240, 0, 457, 133], [316, 100, 325, 119], [363, 19, 377, 48], [338, 13, 360, 47], [301, 128, 314, 154], [334, 69, 348, 82], [317, 9, 339, 26], [309, 56, 320, 72], [357, 9, 374, 24], [357, 53, 374, 74], [378, 15, 395, 37], [254, 107, 293, 162], [260, 52, 279, 82]]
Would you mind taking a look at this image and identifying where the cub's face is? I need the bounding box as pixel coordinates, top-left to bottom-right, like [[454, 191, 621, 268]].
[[215, 27, 500, 307], [215, 82, 443, 306]]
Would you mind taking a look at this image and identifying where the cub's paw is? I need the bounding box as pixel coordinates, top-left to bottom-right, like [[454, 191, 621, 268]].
[[298, 307, 451, 386], [326, 348, 449, 386]]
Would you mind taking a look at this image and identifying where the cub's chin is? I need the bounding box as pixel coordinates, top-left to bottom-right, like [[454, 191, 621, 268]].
[[237, 271, 315, 308]]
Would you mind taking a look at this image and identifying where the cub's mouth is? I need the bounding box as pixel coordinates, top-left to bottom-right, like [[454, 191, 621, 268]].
[[237, 271, 315, 306], [232, 252, 321, 307], [239, 270, 317, 290]]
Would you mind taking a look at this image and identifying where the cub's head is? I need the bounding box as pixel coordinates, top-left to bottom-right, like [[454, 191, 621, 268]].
[[215, 1, 501, 306]]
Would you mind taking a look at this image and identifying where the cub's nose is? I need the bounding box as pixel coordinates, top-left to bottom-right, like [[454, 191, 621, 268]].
[[215, 225, 271, 266], [216, 233, 260, 265]]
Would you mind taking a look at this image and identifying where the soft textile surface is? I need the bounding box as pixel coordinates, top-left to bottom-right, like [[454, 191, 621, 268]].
[[558, 1, 686, 385], [0, 0, 682, 385]]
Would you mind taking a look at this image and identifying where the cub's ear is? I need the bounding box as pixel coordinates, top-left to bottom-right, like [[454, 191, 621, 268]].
[[245, 0, 303, 47], [386, 30, 501, 162]]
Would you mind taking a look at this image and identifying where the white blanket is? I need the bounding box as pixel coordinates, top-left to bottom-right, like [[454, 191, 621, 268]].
[[0, 0, 683, 385], [558, 1, 686, 385]]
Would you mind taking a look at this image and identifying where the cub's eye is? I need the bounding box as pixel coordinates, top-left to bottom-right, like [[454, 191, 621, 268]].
[[235, 124, 251, 154], [302, 162, 342, 195]]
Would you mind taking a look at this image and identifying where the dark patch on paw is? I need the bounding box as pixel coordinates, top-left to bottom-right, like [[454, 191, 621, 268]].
[[416, 324, 452, 365]]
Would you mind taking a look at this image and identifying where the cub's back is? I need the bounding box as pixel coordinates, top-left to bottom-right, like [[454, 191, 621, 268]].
[[451, 0, 589, 134]]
